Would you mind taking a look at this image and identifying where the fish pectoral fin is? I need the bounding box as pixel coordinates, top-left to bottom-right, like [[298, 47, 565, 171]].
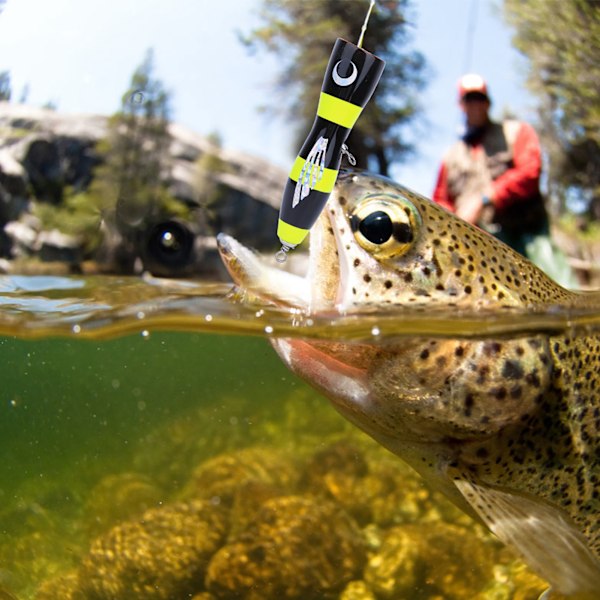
[[452, 470, 600, 595], [537, 588, 600, 600], [271, 339, 370, 410], [217, 233, 310, 308]]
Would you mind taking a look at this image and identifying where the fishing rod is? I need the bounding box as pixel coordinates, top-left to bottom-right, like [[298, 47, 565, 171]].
[[275, 0, 385, 263]]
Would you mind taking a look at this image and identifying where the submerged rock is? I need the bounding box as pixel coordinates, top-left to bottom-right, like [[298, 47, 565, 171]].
[[228, 479, 286, 539], [84, 472, 165, 535], [205, 495, 366, 600], [481, 557, 548, 599], [79, 500, 228, 600], [339, 580, 377, 600], [301, 440, 435, 527], [35, 572, 84, 600], [181, 446, 298, 507], [364, 522, 497, 599]]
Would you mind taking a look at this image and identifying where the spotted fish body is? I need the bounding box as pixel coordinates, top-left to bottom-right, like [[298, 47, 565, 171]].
[[217, 171, 600, 596]]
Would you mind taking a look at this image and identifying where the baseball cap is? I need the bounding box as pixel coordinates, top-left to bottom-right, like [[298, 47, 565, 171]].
[[458, 73, 490, 100]]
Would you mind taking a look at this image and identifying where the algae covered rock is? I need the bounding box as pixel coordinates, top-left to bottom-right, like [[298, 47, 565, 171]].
[[79, 499, 228, 600], [301, 440, 434, 527], [84, 471, 165, 535], [480, 557, 548, 599], [339, 580, 377, 600], [182, 446, 298, 506], [35, 572, 84, 600], [364, 522, 497, 599], [228, 479, 286, 539], [206, 495, 366, 599]]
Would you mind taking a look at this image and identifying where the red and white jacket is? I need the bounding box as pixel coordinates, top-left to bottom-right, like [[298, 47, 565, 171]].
[[432, 119, 542, 216]]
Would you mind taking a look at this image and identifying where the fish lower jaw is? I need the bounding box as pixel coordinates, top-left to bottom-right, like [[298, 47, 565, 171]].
[[217, 233, 311, 309]]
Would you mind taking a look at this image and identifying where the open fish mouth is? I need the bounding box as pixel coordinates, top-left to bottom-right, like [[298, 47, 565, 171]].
[[216, 198, 343, 314], [216, 233, 313, 310]]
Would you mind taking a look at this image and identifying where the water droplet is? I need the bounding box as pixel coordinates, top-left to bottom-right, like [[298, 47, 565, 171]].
[[264, 325, 274, 334], [137, 401, 146, 411], [141, 330, 150, 339], [371, 326, 381, 336], [205, 314, 213, 322], [137, 311, 145, 320], [72, 324, 81, 334]]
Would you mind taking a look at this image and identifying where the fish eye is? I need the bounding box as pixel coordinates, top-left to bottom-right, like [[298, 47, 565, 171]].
[[353, 210, 393, 244], [350, 194, 420, 259]]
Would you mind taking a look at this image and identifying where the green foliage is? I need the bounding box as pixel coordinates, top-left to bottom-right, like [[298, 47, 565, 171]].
[[31, 187, 103, 253], [503, 0, 600, 219], [558, 213, 600, 243], [194, 133, 234, 223], [0, 70, 11, 101], [242, 0, 427, 175]]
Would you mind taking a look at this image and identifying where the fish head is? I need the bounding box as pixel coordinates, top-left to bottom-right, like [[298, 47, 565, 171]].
[[306, 170, 571, 312], [218, 170, 555, 446]]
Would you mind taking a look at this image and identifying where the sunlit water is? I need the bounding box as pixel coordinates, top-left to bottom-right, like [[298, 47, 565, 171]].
[[0, 274, 598, 599]]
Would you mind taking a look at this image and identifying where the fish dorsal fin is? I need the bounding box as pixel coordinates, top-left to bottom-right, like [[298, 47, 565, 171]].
[[452, 470, 600, 595]]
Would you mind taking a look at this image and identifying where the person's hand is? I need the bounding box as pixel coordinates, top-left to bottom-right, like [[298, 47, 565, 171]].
[[456, 194, 484, 224]]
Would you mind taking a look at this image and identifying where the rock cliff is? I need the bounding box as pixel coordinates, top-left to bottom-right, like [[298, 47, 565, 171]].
[[0, 102, 287, 277]]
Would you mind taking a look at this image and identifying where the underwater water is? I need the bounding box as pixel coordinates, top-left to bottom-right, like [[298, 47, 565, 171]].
[[0, 275, 598, 600]]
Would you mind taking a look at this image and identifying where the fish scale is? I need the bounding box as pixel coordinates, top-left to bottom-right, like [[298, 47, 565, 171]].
[[217, 170, 600, 597]]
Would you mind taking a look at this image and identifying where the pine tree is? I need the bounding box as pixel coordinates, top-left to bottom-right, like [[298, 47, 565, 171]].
[[0, 71, 11, 102], [100, 49, 174, 231], [504, 0, 600, 219]]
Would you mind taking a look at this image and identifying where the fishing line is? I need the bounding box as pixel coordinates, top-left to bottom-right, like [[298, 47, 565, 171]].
[[463, 0, 479, 73], [358, 0, 376, 49]]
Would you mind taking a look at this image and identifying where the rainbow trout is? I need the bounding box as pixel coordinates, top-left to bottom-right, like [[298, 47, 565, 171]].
[[217, 171, 600, 597]]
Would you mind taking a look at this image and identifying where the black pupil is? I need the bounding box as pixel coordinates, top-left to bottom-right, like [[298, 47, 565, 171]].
[[358, 211, 393, 244]]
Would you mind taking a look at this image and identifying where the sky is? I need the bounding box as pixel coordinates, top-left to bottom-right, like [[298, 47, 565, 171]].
[[0, 0, 533, 197]]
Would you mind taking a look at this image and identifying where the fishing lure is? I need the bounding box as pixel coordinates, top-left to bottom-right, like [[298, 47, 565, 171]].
[[275, 2, 385, 262]]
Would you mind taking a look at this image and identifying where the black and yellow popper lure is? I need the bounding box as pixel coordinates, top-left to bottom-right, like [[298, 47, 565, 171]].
[[275, 4, 385, 263]]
